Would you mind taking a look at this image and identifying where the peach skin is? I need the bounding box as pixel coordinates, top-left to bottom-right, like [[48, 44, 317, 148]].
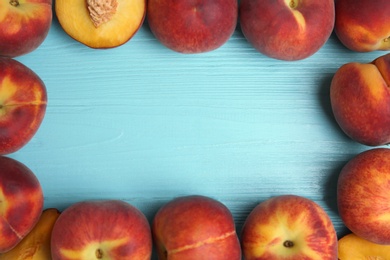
[[337, 148, 390, 245], [0, 57, 47, 155], [0, 0, 52, 57], [152, 195, 241, 260], [330, 53, 390, 146], [147, 0, 237, 54], [0, 156, 44, 253], [335, 0, 390, 52], [241, 195, 337, 259], [0, 208, 60, 259], [51, 200, 152, 260], [239, 0, 335, 60]]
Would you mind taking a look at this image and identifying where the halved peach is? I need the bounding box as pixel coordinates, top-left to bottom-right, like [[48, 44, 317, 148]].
[[0, 208, 61, 259], [338, 233, 390, 259], [55, 0, 146, 48]]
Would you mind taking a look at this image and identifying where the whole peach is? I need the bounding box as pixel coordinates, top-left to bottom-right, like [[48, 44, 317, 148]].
[[0, 57, 47, 155], [338, 148, 390, 245], [239, 0, 335, 61], [330, 53, 390, 146], [0, 0, 52, 57], [335, 0, 390, 52], [51, 200, 152, 260], [0, 156, 44, 253], [152, 195, 241, 259], [241, 195, 337, 259], [147, 0, 237, 54], [0, 208, 61, 259]]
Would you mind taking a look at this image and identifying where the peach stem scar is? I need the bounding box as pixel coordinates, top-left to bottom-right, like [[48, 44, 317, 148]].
[[9, 0, 19, 7], [283, 240, 294, 248], [96, 248, 103, 259]]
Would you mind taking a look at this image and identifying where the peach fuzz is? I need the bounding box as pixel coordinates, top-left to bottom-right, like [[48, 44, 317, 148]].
[[330, 53, 390, 146], [335, 0, 390, 52], [239, 0, 335, 61], [147, 0, 237, 54], [241, 195, 337, 259], [337, 148, 390, 245], [0, 57, 47, 155], [152, 195, 241, 260], [55, 0, 146, 49], [0, 0, 52, 57], [0, 156, 44, 253]]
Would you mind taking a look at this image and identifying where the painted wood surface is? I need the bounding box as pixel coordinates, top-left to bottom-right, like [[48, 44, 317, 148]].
[[11, 14, 386, 244]]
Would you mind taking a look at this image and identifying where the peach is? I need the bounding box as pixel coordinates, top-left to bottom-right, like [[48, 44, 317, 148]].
[[335, 0, 390, 52], [337, 148, 390, 245], [0, 57, 47, 155], [152, 195, 241, 260], [330, 53, 390, 146], [147, 0, 237, 54], [338, 233, 390, 259], [241, 195, 337, 259], [51, 200, 152, 260], [0, 208, 60, 259], [0, 0, 52, 57], [0, 156, 44, 253], [239, 0, 335, 61], [55, 0, 146, 49]]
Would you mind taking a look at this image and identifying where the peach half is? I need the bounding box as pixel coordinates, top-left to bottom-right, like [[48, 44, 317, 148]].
[[338, 233, 390, 259], [55, 0, 146, 48]]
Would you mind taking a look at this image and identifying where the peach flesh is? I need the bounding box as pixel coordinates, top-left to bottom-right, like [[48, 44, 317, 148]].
[[55, 0, 146, 49]]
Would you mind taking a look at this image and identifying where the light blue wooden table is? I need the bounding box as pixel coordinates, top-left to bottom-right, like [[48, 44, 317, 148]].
[[11, 13, 385, 248]]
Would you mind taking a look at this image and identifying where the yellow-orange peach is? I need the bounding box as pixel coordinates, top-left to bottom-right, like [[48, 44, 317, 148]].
[[55, 0, 146, 49], [338, 233, 390, 259]]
